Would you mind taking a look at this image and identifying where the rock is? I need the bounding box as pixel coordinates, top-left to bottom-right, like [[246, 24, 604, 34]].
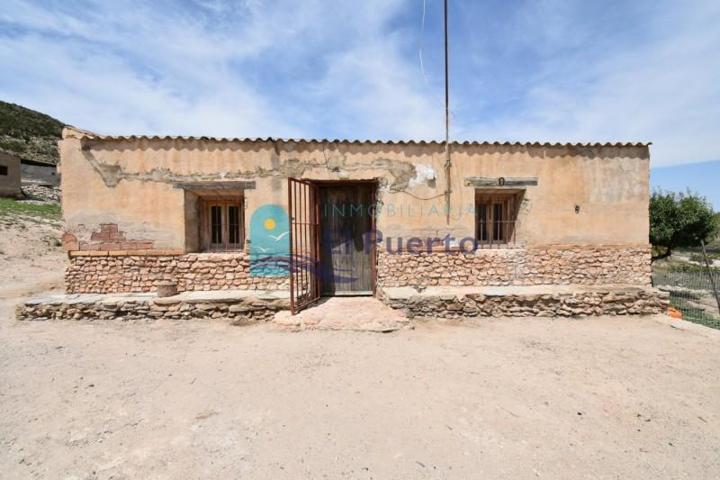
[[156, 281, 178, 297]]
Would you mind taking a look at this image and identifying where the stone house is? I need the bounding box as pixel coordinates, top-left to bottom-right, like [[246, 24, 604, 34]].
[[58, 126, 663, 316], [0, 150, 22, 198]]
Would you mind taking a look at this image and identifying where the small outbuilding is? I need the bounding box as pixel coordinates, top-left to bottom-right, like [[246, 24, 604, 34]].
[[0, 150, 22, 198], [21, 158, 60, 187]]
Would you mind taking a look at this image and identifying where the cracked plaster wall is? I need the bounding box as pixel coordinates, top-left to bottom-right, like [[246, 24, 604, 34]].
[[59, 130, 651, 252]]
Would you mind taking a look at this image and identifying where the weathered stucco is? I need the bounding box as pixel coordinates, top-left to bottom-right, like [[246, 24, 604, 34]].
[[60, 128, 650, 251], [58, 127, 653, 294]]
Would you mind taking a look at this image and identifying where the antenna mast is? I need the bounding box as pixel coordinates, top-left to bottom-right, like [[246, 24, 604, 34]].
[[443, 0, 451, 225]]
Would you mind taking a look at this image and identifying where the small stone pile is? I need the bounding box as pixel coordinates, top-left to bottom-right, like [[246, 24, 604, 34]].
[[21, 184, 61, 202]]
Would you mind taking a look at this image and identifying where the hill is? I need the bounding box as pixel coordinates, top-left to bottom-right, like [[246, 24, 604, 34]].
[[0, 100, 65, 165]]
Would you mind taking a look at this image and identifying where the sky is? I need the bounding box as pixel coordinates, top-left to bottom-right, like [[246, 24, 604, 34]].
[[652, 160, 720, 209], [0, 0, 718, 205]]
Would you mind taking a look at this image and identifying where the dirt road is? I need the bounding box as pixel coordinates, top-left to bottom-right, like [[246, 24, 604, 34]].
[[1, 221, 719, 479], [1, 306, 719, 479]]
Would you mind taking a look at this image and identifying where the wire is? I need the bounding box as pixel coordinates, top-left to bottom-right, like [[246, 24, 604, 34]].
[[419, 0, 430, 86], [399, 189, 446, 201], [417, 0, 455, 120]]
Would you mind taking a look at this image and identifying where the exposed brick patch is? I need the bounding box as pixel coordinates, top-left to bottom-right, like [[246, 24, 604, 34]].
[[61, 232, 79, 252], [77, 224, 155, 251], [90, 224, 121, 242]]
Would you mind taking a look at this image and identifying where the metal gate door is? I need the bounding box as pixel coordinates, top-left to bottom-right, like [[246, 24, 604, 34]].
[[288, 178, 320, 314]]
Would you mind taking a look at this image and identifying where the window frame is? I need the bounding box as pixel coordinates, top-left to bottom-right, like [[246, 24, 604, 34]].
[[200, 197, 245, 252], [475, 191, 520, 246]]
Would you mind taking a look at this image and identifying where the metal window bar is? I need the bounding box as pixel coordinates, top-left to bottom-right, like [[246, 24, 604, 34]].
[[476, 220, 517, 248], [475, 193, 517, 248], [228, 205, 240, 246], [205, 199, 244, 252], [288, 178, 320, 313], [301, 181, 307, 299], [492, 203, 503, 241], [210, 205, 223, 247]]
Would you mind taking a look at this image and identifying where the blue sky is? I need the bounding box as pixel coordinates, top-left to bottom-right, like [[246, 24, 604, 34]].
[[652, 160, 720, 209], [1, 0, 718, 205]]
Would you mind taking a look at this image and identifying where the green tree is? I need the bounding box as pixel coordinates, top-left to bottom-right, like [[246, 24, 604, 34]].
[[650, 190, 719, 262]]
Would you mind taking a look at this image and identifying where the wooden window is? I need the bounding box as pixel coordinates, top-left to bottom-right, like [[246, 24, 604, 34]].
[[201, 198, 244, 251], [475, 191, 519, 246]]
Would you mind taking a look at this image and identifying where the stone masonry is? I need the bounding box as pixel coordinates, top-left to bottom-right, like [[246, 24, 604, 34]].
[[67, 245, 650, 294], [16, 290, 290, 323], [381, 286, 669, 319], [377, 245, 651, 288], [66, 252, 288, 294]]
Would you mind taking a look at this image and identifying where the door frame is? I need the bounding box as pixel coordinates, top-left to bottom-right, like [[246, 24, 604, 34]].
[[314, 179, 378, 297], [313, 179, 379, 296]]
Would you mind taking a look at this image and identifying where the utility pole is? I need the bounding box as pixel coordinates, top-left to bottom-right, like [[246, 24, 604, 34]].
[[443, 0, 451, 225]]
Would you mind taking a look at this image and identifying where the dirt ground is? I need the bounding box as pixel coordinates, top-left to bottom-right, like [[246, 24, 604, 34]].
[[1, 222, 720, 479], [0, 214, 66, 297]]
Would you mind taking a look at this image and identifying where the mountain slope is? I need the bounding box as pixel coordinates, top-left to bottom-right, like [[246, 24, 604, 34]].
[[0, 100, 65, 165]]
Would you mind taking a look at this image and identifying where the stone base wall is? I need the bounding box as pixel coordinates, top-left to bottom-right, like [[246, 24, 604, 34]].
[[17, 294, 289, 323], [66, 253, 288, 294], [67, 245, 651, 295], [381, 287, 669, 319], [378, 245, 651, 288]]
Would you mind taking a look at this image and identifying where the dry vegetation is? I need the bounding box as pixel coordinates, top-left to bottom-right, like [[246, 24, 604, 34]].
[[0, 100, 63, 165]]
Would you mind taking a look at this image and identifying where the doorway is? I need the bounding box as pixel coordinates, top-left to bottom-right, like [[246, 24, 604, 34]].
[[287, 179, 376, 314], [318, 182, 375, 296]]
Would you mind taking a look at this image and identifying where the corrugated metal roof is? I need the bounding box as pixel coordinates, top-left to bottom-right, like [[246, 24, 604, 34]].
[[65, 127, 650, 148]]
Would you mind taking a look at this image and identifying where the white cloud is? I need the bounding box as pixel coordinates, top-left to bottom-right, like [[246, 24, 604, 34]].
[[0, 32, 296, 137], [312, 34, 442, 140], [0, 0, 311, 136], [458, 0, 720, 166], [0, 0, 433, 139], [0, 0, 719, 166]]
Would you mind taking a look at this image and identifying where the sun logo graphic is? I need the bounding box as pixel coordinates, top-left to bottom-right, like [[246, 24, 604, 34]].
[[249, 204, 290, 277]]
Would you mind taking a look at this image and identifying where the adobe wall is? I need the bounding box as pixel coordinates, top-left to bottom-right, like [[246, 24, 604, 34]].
[[59, 128, 653, 294], [59, 129, 651, 250]]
